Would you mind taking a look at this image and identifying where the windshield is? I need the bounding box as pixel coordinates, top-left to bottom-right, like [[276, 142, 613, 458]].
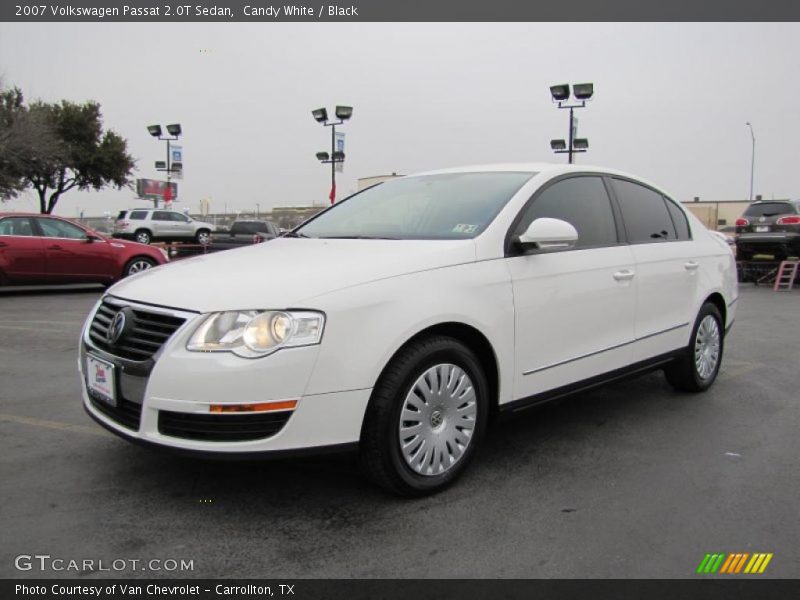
[[744, 202, 797, 217], [296, 172, 534, 240]]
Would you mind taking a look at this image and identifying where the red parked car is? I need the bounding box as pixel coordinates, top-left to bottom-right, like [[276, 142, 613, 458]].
[[0, 213, 168, 287]]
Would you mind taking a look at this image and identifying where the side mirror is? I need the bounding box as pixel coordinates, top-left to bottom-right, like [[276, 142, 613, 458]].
[[516, 218, 578, 252], [85, 234, 102, 243]]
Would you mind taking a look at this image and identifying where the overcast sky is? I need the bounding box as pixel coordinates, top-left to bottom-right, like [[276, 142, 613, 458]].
[[1, 22, 798, 217]]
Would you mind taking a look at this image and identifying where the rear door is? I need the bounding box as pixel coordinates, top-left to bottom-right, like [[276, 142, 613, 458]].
[[0, 216, 48, 282], [609, 177, 698, 359], [507, 175, 636, 400], [36, 217, 116, 280]]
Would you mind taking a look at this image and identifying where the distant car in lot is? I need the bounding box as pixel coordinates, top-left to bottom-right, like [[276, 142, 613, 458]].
[[79, 163, 737, 496], [113, 209, 215, 245], [735, 200, 800, 261], [207, 219, 279, 253], [0, 213, 168, 286]]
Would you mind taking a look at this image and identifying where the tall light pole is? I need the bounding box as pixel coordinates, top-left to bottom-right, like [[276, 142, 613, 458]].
[[746, 122, 755, 201], [548, 83, 594, 164], [147, 123, 182, 208], [312, 106, 353, 203]]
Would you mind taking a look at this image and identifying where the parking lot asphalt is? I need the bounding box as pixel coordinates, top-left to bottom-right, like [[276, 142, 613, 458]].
[[1, 284, 798, 579]]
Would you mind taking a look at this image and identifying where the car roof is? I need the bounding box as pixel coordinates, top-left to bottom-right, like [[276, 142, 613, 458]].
[[407, 163, 676, 198], [749, 199, 797, 204], [0, 212, 72, 218]]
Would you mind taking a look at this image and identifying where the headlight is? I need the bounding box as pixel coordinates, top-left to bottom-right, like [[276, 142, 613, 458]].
[[158, 247, 170, 261], [187, 310, 325, 358]]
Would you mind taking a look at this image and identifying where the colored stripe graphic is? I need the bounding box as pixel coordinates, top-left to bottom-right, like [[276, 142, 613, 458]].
[[758, 553, 773, 573], [734, 553, 749, 573], [697, 554, 712, 574], [700, 552, 773, 575], [720, 554, 736, 573]]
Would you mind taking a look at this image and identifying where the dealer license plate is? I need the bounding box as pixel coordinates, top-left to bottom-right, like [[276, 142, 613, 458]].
[[86, 355, 116, 407]]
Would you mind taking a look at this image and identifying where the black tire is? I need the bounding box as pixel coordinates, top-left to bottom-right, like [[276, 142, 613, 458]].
[[134, 229, 152, 245], [195, 229, 211, 245], [123, 256, 156, 278], [359, 335, 489, 497], [665, 302, 724, 393]]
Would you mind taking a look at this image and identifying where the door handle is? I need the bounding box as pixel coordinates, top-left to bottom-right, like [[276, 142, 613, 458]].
[[684, 261, 699, 271], [613, 270, 635, 281], [47, 245, 63, 250]]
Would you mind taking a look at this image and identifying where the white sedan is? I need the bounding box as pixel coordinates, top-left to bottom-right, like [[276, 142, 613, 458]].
[[79, 163, 737, 496]]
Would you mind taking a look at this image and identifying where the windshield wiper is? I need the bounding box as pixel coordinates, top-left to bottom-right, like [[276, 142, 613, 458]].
[[319, 235, 401, 240], [283, 231, 312, 238]]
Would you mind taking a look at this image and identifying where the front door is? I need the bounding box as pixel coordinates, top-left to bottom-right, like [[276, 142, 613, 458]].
[[507, 176, 637, 400], [36, 217, 115, 280]]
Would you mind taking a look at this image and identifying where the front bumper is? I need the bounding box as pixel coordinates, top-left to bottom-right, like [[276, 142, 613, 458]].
[[79, 297, 371, 456]]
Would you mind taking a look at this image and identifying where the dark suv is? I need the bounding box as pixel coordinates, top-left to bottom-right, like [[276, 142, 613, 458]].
[[735, 200, 800, 261]]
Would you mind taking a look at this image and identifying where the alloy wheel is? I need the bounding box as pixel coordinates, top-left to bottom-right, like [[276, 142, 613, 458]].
[[694, 315, 721, 380]]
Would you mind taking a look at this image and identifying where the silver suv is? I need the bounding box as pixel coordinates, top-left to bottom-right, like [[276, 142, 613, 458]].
[[113, 209, 215, 245]]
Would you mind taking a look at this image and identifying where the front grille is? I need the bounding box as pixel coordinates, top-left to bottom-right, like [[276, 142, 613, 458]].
[[158, 410, 292, 442], [88, 392, 142, 431], [89, 300, 186, 361]]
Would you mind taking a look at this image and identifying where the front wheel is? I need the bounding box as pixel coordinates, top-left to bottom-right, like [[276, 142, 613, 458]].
[[665, 302, 724, 392], [195, 229, 211, 245], [123, 257, 156, 278], [360, 335, 488, 496]]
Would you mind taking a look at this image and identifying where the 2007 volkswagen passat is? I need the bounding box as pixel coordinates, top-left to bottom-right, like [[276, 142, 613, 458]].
[[79, 163, 737, 496]]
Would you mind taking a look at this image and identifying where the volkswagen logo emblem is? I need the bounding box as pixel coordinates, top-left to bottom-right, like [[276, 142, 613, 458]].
[[107, 311, 127, 345]]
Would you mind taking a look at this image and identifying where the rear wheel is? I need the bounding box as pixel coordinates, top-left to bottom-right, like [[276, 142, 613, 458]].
[[123, 257, 156, 278], [134, 229, 152, 245], [360, 335, 488, 496], [665, 302, 724, 392]]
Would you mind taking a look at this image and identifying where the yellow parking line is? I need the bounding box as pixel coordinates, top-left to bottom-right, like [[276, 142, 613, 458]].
[[0, 413, 109, 437]]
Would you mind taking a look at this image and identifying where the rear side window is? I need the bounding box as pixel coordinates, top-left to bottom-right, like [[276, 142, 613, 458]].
[[0, 217, 35, 236], [116, 211, 128, 220], [129, 210, 148, 220], [665, 199, 691, 240], [612, 178, 677, 243], [515, 176, 618, 249], [743, 202, 796, 217], [153, 211, 171, 221]]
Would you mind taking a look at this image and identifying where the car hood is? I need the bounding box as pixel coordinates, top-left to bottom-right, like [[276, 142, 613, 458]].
[[108, 238, 477, 313]]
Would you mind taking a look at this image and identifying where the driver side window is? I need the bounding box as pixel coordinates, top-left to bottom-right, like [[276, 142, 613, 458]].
[[515, 176, 619, 249]]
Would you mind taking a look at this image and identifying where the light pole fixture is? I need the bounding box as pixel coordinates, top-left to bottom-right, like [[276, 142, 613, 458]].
[[549, 83, 594, 163], [746, 122, 755, 201], [312, 105, 352, 203], [147, 122, 182, 208]]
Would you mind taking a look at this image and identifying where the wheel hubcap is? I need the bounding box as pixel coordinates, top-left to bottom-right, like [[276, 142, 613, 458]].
[[694, 315, 721, 380], [398, 363, 477, 477], [128, 261, 152, 274]]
